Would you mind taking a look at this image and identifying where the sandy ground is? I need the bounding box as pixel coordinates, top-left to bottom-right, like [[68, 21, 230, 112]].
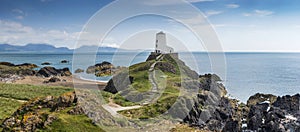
[[14, 75, 107, 90]]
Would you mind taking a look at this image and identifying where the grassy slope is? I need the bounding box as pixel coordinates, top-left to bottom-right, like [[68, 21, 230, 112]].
[[0, 83, 73, 100], [0, 83, 104, 131], [129, 60, 153, 92]]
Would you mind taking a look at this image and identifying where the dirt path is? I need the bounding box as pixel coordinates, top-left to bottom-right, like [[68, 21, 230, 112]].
[[102, 98, 141, 117], [142, 54, 165, 105]]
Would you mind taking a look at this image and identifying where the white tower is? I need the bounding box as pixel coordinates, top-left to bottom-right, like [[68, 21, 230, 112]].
[[155, 31, 174, 54]]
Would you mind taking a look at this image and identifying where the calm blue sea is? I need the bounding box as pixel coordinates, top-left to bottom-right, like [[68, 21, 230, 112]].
[[1, 52, 299, 102]]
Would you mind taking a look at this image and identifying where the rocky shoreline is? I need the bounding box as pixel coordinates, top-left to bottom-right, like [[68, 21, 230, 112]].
[[1, 60, 299, 131], [0, 62, 72, 83]]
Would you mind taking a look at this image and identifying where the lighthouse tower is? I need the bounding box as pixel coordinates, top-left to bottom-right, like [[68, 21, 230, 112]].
[[155, 31, 174, 54]]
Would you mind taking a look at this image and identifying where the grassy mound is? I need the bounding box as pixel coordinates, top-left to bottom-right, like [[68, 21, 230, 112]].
[[105, 54, 200, 119]]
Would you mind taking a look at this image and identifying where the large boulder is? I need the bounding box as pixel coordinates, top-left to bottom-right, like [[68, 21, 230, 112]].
[[272, 94, 300, 115], [104, 71, 134, 94], [36, 67, 72, 77], [86, 61, 115, 77], [245, 93, 300, 131], [74, 68, 84, 73]]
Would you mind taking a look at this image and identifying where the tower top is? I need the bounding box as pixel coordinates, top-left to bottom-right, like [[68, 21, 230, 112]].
[[157, 31, 165, 35]]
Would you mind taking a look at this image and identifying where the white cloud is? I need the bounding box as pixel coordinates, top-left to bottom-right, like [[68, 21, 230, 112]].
[[0, 20, 86, 49], [205, 10, 224, 17], [12, 9, 26, 20], [226, 4, 239, 9], [12, 9, 24, 14], [243, 10, 274, 17]]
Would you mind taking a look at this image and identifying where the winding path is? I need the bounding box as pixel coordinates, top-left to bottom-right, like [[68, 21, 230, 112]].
[[141, 54, 164, 105], [102, 54, 165, 116]]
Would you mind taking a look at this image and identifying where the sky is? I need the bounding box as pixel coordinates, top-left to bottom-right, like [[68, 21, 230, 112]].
[[1, 0, 300, 52]]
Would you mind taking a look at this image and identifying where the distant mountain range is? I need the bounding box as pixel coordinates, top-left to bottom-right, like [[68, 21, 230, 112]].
[[0, 44, 138, 53]]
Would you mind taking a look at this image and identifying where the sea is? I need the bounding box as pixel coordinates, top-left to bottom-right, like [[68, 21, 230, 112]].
[[1, 52, 300, 102]]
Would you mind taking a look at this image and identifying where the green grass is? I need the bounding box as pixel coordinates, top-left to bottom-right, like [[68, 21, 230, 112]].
[[119, 83, 179, 119], [130, 70, 151, 92], [129, 61, 153, 92], [100, 91, 138, 107], [43, 107, 104, 132], [0, 83, 74, 100], [113, 93, 139, 107], [0, 98, 22, 123]]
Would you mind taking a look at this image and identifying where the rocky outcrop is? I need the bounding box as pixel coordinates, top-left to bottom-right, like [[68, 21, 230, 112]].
[[0, 62, 37, 76], [0, 62, 38, 69], [155, 61, 177, 74], [74, 68, 84, 73], [41, 62, 51, 65], [1, 92, 78, 131], [86, 61, 115, 77], [15, 63, 38, 69], [43, 76, 61, 83], [104, 71, 134, 94], [36, 67, 72, 77], [245, 94, 300, 131], [0, 62, 15, 66], [60, 60, 69, 63]]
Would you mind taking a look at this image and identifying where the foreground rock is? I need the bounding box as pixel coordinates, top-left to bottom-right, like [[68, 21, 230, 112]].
[[246, 93, 300, 131], [1, 92, 78, 131], [36, 67, 72, 77]]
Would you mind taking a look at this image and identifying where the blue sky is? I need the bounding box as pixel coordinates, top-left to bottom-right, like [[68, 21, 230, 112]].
[[1, 0, 300, 52]]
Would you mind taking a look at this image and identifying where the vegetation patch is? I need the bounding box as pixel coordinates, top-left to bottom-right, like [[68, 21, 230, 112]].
[[0, 98, 22, 123], [43, 108, 104, 132], [0, 83, 73, 100]]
